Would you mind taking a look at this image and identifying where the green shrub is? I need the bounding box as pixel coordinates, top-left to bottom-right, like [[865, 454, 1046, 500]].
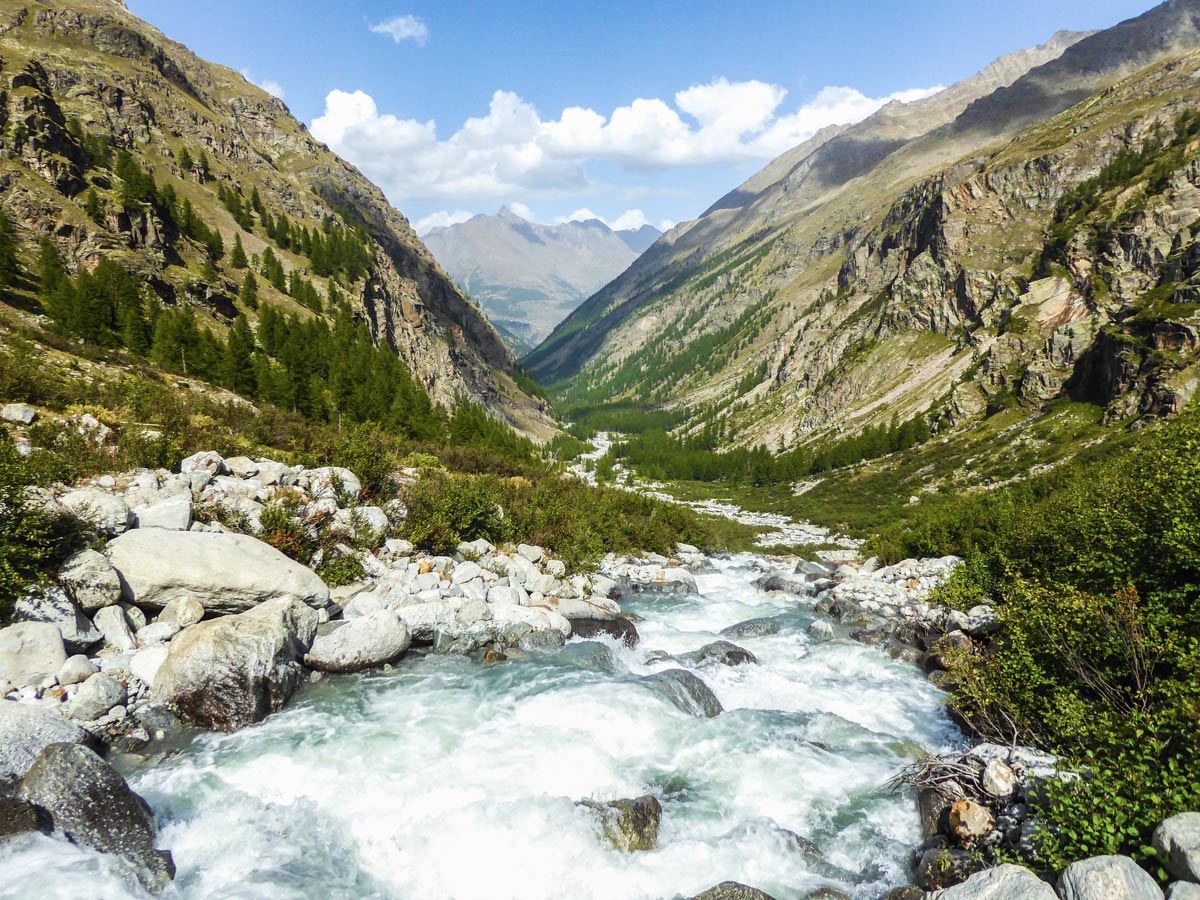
[[316, 553, 366, 588], [402, 471, 510, 554]]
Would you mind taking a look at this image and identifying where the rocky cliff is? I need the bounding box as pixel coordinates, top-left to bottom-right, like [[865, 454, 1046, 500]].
[[527, 0, 1200, 456], [0, 0, 553, 437]]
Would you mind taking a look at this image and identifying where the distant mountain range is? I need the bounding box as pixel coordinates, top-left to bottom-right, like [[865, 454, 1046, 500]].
[[424, 208, 660, 352]]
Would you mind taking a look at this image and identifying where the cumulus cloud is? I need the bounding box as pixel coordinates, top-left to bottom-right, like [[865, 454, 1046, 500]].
[[505, 202, 536, 221], [413, 209, 475, 235], [310, 77, 942, 205], [553, 208, 671, 233], [370, 14, 429, 46], [241, 70, 285, 100]]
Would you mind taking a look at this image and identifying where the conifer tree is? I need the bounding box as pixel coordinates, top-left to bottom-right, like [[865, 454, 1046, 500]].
[[84, 188, 104, 224], [240, 271, 259, 309], [230, 233, 248, 269], [0, 212, 18, 289]]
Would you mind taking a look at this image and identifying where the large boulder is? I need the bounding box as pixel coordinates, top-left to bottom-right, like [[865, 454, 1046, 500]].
[[56, 549, 121, 611], [17, 743, 174, 891], [57, 488, 132, 536], [132, 496, 193, 531], [93, 605, 136, 651], [686, 884, 779, 900], [297, 466, 361, 503], [1155, 813, 1200, 882], [0, 403, 36, 425], [640, 669, 723, 718], [1057, 855, 1163, 900], [927, 864, 1057, 899], [0, 701, 91, 785], [678, 640, 757, 667], [152, 598, 317, 731], [106, 529, 330, 614], [569, 617, 639, 647], [0, 622, 67, 688], [1167, 885, 1200, 900], [303, 611, 411, 673], [580, 794, 661, 852], [548, 595, 621, 620], [13, 584, 101, 653], [720, 617, 781, 638]]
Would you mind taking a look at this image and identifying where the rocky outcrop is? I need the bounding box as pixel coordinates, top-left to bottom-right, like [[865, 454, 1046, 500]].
[[152, 598, 317, 731], [105, 529, 331, 614]]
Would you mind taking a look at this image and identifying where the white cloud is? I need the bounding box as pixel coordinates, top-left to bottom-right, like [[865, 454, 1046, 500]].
[[505, 202, 536, 221], [241, 70, 285, 100], [551, 208, 667, 233], [413, 209, 475, 235], [370, 14, 429, 46], [310, 77, 943, 205]]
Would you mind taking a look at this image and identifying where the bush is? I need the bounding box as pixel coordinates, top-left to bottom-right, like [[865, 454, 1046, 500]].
[[402, 471, 510, 554]]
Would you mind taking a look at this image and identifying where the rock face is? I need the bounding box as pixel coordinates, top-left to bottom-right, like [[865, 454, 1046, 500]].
[[106, 529, 331, 614], [641, 669, 723, 718], [303, 612, 411, 673], [1057, 855, 1164, 900], [1155, 813, 1200, 882], [0, 701, 91, 785], [17, 743, 174, 891], [152, 598, 318, 731], [0, 622, 67, 689], [927, 864, 1057, 899], [581, 795, 662, 852]]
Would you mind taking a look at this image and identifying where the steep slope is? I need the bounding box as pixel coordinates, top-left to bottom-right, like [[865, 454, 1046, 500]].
[[423, 208, 659, 348], [0, 0, 553, 437], [527, 0, 1200, 457]]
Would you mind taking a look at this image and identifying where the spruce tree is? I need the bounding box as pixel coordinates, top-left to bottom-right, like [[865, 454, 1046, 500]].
[[84, 189, 104, 224], [240, 271, 259, 309], [176, 146, 193, 174]]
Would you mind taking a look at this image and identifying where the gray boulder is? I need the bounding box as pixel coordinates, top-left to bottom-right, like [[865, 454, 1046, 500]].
[[158, 596, 205, 629], [56, 655, 98, 687], [928, 864, 1056, 899], [0, 403, 36, 425], [17, 743, 174, 891], [1155, 813, 1200, 882], [1057, 855, 1163, 900], [14, 584, 101, 653], [132, 496, 193, 531], [57, 549, 121, 611], [66, 672, 127, 721], [57, 488, 132, 536], [569, 617, 639, 647], [721, 617, 782, 638], [106, 529, 330, 614], [180, 450, 226, 477], [152, 598, 317, 731], [93, 605, 137, 651], [581, 794, 661, 852], [640, 669, 723, 717], [678, 640, 757, 667], [0, 700, 91, 784], [0, 622, 67, 688], [687, 884, 778, 900], [304, 611, 411, 673], [807, 620, 835, 642], [1167, 885, 1200, 900]]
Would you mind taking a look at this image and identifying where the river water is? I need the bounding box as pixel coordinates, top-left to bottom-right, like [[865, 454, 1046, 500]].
[[1, 556, 958, 900]]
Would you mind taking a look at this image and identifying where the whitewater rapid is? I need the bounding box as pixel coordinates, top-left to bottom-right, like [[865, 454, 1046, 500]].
[[0, 555, 960, 900]]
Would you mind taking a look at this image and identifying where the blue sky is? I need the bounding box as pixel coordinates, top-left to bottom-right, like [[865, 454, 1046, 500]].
[[128, 0, 1155, 234]]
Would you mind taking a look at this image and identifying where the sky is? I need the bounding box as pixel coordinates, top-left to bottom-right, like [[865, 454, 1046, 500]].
[[127, 0, 1156, 235]]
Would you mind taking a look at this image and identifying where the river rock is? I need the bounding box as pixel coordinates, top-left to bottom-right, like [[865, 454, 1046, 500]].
[[137, 621, 180, 646], [981, 759, 1016, 799], [879, 889, 923, 900], [94, 605, 137, 651], [1155, 813, 1200, 882], [0, 622, 67, 689], [0, 700, 91, 784], [106, 529, 330, 614], [721, 617, 781, 638], [14, 584, 101, 653], [304, 611, 411, 673], [581, 794, 661, 852], [641, 669, 723, 717], [129, 646, 169, 687], [678, 640, 757, 667], [158, 597, 205, 629], [1, 403, 36, 425], [1167, 885, 1200, 900], [1057, 855, 1164, 900], [66, 672, 127, 721], [133, 496, 193, 531], [152, 598, 318, 731], [17, 743, 174, 891], [549, 595, 620, 620], [57, 549, 121, 611], [950, 798, 994, 844], [807, 620, 835, 642], [0, 795, 49, 840], [927, 863, 1057, 898], [686, 884, 779, 900], [394, 601, 456, 642], [632, 568, 698, 594], [56, 655, 97, 687], [58, 488, 132, 536], [569, 617, 639, 647]]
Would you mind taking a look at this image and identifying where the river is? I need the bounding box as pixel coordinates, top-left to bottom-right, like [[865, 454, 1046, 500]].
[[0, 555, 959, 900]]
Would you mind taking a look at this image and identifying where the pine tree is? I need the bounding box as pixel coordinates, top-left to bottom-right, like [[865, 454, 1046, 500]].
[[84, 188, 104, 224], [0, 212, 18, 289], [230, 233, 248, 269], [222, 314, 256, 394], [176, 146, 193, 174], [240, 271, 259, 309], [198, 150, 211, 182]]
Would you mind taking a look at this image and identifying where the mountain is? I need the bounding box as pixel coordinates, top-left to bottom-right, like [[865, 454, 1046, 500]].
[[423, 207, 660, 349], [527, 0, 1200, 456], [0, 0, 553, 438]]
